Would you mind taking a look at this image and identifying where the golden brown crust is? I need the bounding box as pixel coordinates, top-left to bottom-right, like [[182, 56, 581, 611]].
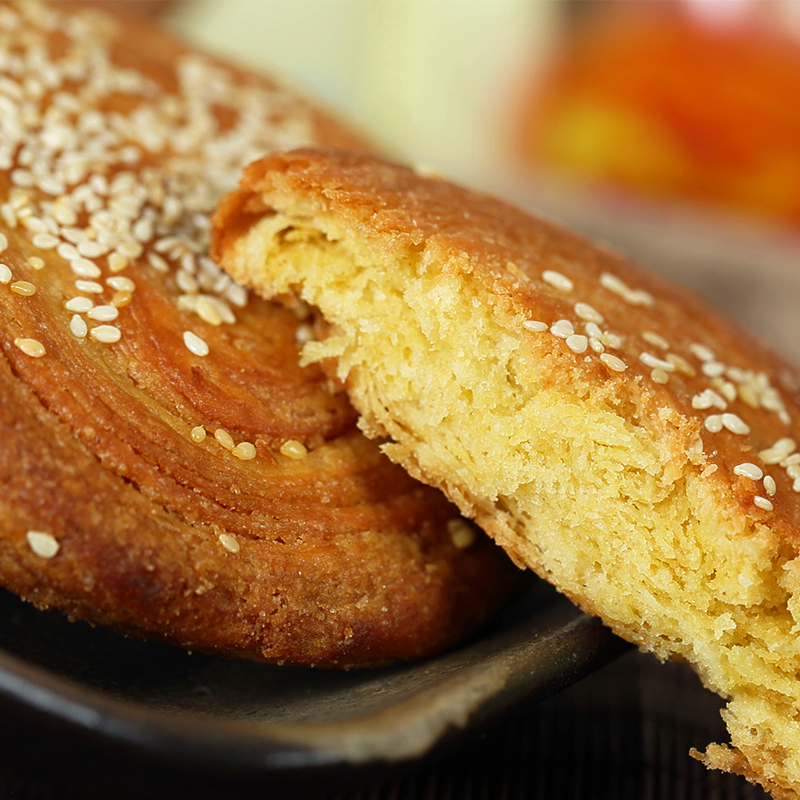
[[0, 4, 513, 667], [211, 147, 800, 794]]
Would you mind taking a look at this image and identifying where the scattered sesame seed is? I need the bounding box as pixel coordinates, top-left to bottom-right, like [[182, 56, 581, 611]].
[[27, 256, 46, 270], [77, 240, 108, 258], [214, 429, 235, 450], [107, 253, 128, 273], [32, 233, 58, 250], [588, 337, 604, 353], [584, 322, 603, 339], [639, 352, 674, 372], [74, 280, 103, 294], [759, 438, 796, 464], [69, 314, 87, 338], [651, 368, 670, 384], [26, 530, 59, 558], [110, 291, 133, 308], [574, 302, 603, 324], [57, 242, 80, 261], [90, 325, 121, 343], [14, 337, 46, 357], [183, 330, 209, 357], [226, 283, 248, 307], [599, 353, 627, 372], [446, 519, 476, 549], [733, 463, 763, 480], [642, 331, 669, 350], [87, 305, 119, 322], [550, 319, 574, 339], [218, 533, 240, 553], [704, 415, 723, 433], [667, 354, 695, 377], [542, 270, 574, 292], [764, 475, 777, 496], [106, 276, 135, 293], [566, 334, 588, 353], [280, 439, 308, 460], [65, 296, 93, 313], [195, 297, 223, 326], [692, 389, 727, 411], [10, 280, 36, 296], [70, 257, 102, 278], [599, 272, 653, 306], [601, 332, 623, 349], [0, 232, 7, 254], [754, 496, 774, 511], [232, 442, 256, 460], [702, 361, 726, 378], [522, 320, 548, 332], [721, 413, 750, 435], [190, 426, 206, 443], [0, 264, 11, 284], [295, 323, 314, 344], [690, 343, 715, 362]]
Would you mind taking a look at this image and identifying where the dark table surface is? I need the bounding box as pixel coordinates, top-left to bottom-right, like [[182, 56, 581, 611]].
[[0, 647, 769, 800]]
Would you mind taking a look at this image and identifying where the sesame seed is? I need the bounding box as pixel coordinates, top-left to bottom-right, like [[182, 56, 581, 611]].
[[599, 353, 626, 372], [70, 257, 101, 278], [69, 314, 87, 338], [77, 240, 108, 258], [542, 270, 574, 292], [550, 319, 574, 339], [566, 334, 588, 353], [26, 530, 59, 558], [759, 438, 797, 464], [87, 305, 119, 322], [74, 280, 103, 294], [57, 242, 80, 261], [639, 352, 674, 371], [232, 442, 257, 460], [183, 330, 209, 357], [280, 439, 308, 460], [522, 320, 548, 332], [733, 463, 763, 480], [667, 354, 695, 377], [190, 426, 206, 443], [32, 232, 58, 249], [195, 297, 222, 326], [147, 252, 169, 272], [176, 270, 199, 294], [108, 253, 128, 273], [90, 325, 121, 343], [218, 533, 240, 553], [0, 232, 7, 253], [588, 337, 604, 353], [10, 280, 36, 296], [110, 291, 132, 308], [754, 496, 774, 511], [584, 322, 603, 339], [227, 283, 248, 307], [214, 429, 235, 450], [690, 343, 715, 362], [704, 415, 723, 433], [651, 369, 669, 384], [715, 380, 737, 403], [0, 264, 11, 284], [599, 272, 654, 306], [106, 276, 135, 292], [65, 296, 93, 313], [27, 256, 45, 270], [721, 413, 750, 435], [764, 475, 777, 496], [601, 332, 623, 349], [14, 338, 46, 358], [642, 331, 669, 350], [446, 519, 476, 549], [692, 389, 727, 411], [574, 302, 603, 324], [702, 361, 726, 378]]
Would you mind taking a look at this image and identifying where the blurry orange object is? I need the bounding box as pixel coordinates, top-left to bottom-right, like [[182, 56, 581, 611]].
[[518, 1, 800, 226]]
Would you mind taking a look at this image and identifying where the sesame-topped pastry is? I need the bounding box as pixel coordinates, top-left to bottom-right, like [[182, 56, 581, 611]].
[[0, 3, 514, 668], [213, 147, 800, 795]]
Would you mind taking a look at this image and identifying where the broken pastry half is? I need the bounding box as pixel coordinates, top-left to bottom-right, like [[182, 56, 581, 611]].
[[213, 147, 800, 795], [0, 3, 514, 668]]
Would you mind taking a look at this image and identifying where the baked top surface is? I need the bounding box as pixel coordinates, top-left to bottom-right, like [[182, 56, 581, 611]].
[[0, 3, 512, 667]]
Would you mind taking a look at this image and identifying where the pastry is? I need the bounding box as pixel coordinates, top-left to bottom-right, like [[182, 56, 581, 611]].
[[0, 3, 513, 668], [213, 147, 800, 794]]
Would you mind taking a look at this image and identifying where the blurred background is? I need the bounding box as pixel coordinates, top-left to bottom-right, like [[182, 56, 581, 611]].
[[155, 0, 800, 365]]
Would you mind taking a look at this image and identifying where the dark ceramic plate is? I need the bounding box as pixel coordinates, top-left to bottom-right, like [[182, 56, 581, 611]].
[[0, 578, 627, 795]]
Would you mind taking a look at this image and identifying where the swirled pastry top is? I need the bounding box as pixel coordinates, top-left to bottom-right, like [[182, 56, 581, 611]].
[[0, 3, 513, 668]]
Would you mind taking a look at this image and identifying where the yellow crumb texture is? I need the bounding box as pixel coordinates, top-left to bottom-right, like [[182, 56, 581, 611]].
[[221, 204, 800, 799]]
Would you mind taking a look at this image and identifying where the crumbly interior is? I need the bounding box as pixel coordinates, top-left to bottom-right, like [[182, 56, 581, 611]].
[[231, 214, 800, 798]]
